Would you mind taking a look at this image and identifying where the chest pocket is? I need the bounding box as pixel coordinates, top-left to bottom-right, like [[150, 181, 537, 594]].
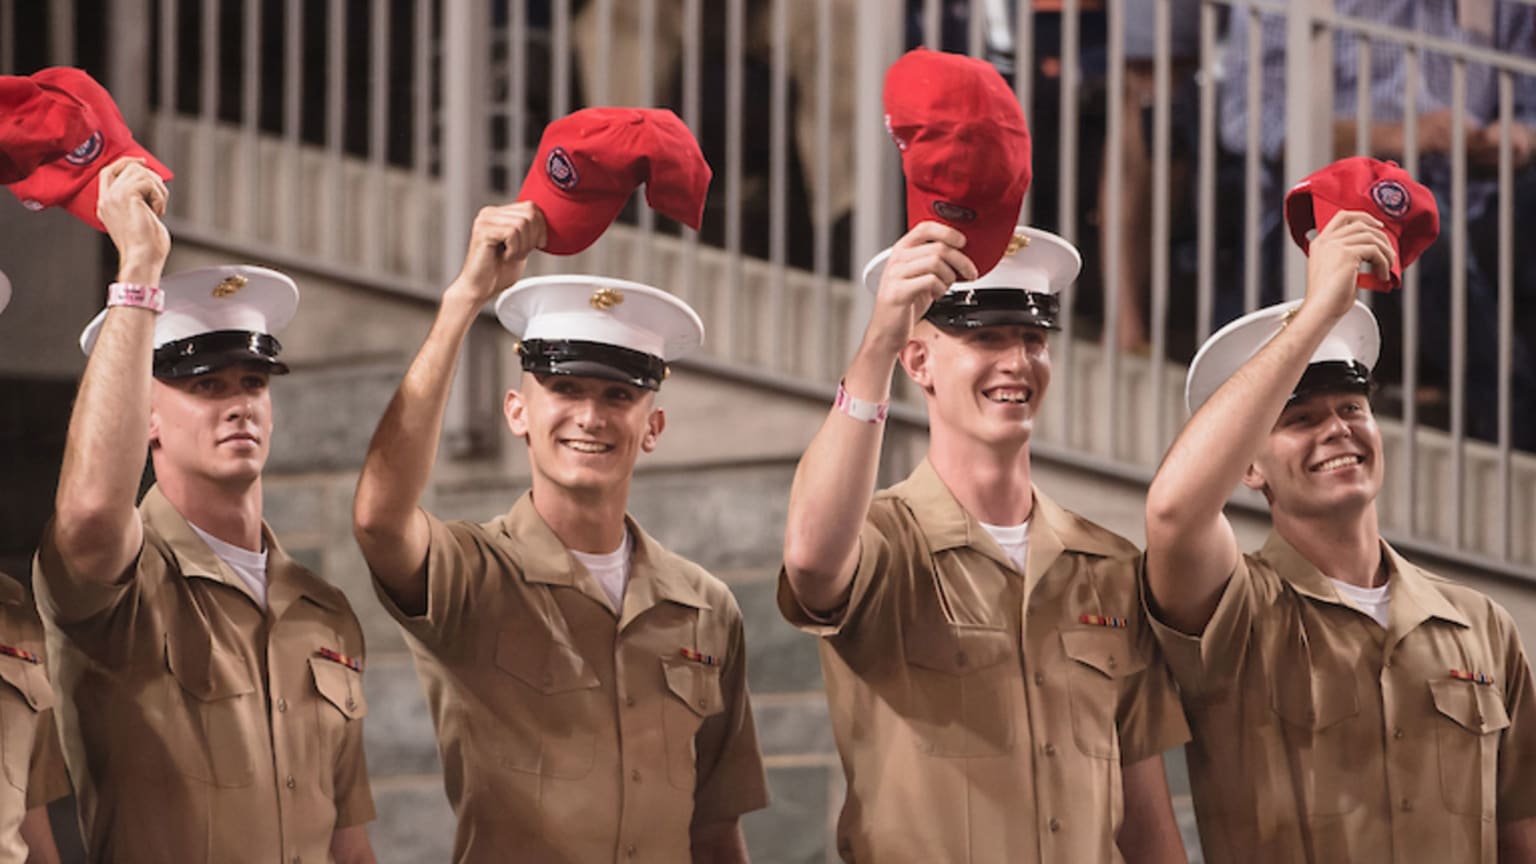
[[903, 624, 1016, 757], [494, 624, 602, 779], [0, 654, 53, 792], [163, 634, 257, 788], [1061, 628, 1146, 760], [1268, 654, 1364, 816], [311, 657, 367, 718], [1429, 678, 1509, 819], [661, 655, 725, 791]]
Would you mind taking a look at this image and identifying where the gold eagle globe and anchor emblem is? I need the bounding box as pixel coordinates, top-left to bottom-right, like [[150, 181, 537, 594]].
[[589, 287, 625, 310], [212, 274, 249, 298]]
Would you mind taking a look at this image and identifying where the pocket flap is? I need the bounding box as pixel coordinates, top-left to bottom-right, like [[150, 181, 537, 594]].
[[662, 655, 725, 718], [165, 635, 254, 701], [0, 655, 53, 712], [904, 625, 1015, 676], [1060, 628, 1147, 679], [310, 657, 367, 719], [495, 626, 600, 694], [1430, 679, 1510, 735]]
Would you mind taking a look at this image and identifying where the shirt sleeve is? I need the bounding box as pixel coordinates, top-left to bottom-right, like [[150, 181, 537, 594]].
[[1143, 554, 1259, 699], [690, 600, 770, 824], [776, 502, 900, 638], [370, 513, 492, 655], [1116, 564, 1193, 764], [32, 518, 139, 631], [1497, 605, 1536, 823], [25, 708, 70, 809]]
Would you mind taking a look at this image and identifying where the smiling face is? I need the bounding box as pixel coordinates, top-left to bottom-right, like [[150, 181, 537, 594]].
[[900, 322, 1052, 448], [1244, 389, 1384, 519], [148, 364, 274, 486], [505, 372, 664, 499]]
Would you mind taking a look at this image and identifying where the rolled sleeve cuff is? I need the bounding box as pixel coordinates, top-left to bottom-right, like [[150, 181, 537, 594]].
[[1144, 556, 1253, 697], [776, 528, 884, 637]]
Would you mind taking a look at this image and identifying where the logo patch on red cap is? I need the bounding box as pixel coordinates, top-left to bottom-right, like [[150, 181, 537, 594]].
[[546, 146, 578, 191], [64, 130, 104, 167], [932, 201, 976, 223], [1369, 178, 1410, 220]]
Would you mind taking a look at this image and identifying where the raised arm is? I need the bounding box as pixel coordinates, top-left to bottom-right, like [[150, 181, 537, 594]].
[[780, 221, 976, 613], [353, 203, 545, 613], [1144, 211, 1393, 633], [52, 158, 170, 583]]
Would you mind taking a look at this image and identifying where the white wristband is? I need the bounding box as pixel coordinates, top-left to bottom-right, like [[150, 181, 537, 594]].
[[107, 282, 165, 313], [834, 380, 889, 424]]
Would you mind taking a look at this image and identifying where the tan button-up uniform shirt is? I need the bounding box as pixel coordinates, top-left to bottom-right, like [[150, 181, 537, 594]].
[[33, 486, 374, 864], [375, 493, 769, 863], [778, 460, 1189, 864], [1149, 532, 1536, 863], [0, 571, 69, 864]]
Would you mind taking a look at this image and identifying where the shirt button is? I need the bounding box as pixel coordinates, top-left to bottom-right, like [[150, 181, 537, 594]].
[[1393, 727, 1404, 739], [626, 845, 638, 858], [1401, 798, 1413, 812], [276, 698, 288, 713], [291, 857, 301, 864], [285, 775, 296, 790], [955, 651, 968, 668], [1033, 672, 1045, 686], [1048, 817, 1061, 832], [1043, 743, 1057, 757], [346, 697, 357, 711], [631, 769, 641, 782], [625, 695, 636, 707], [1107, 656, 1118, 670]]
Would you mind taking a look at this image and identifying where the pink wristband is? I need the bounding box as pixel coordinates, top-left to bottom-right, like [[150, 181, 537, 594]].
[[834, 380, 889, 424], [107, 282, 165, 313]]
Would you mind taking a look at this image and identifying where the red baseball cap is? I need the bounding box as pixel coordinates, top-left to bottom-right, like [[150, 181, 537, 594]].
[[1284, 156, 1439, 292], [883, 48, 1032, 277], [517, 107, 710, 256], [3, 67, 173, 232]]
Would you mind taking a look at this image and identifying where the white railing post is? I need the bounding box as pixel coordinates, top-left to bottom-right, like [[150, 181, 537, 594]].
[[108, 0, 150, 130], [1282, 0, 1333, 301], [850, 0, 902, 361], [442, 0, 496, 459]]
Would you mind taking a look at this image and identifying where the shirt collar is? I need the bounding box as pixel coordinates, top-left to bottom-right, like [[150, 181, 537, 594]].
[[1260, 530, 1470, 629], [498, 491, 711, 615], [140, 485, 346, 615], [893, 459, 1129, 570]]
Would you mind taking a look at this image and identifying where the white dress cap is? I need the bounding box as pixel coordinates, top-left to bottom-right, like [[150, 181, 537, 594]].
[[861, 225, 1083, 298], [860, 226, 1081, 331], [1184, 299, 1381, 415], [79, 264, 299, 355], [495, 275, 704, 390]]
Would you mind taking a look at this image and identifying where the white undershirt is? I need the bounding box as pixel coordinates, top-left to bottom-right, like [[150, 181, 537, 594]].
[[979, 520, 1031, 573], [570, 531, 634, 612], [1331, 577, 1391, 628], [189, 522, 269, 609]]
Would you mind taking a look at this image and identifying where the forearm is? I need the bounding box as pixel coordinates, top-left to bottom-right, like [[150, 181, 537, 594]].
[[781, 338, 898, 612], [690, 819, 749, 864], [20, 805, 60, 864], [53, 257, 162, 577], [353, 284, 482, 572], [1116, 755, 1185, 864], [329, 824, 377, 864]]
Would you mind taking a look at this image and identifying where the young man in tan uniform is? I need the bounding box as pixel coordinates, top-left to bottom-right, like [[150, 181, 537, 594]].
[[33, 157, 376, 863], [779, 218, 1189, 864], [353, 109, 768, 863], [0, 273, 69, 864], [780, 48, 1188, 864], [1144, 172, 1536, 859]]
